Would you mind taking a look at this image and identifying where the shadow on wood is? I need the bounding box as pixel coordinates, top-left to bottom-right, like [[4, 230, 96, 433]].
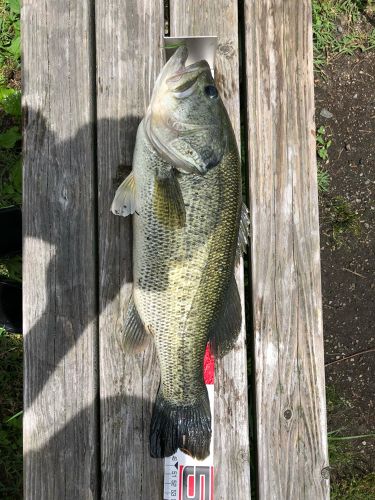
[[23, 108, 162, 498], [23, 394, 163, 499], [23, 108, 143, 406]]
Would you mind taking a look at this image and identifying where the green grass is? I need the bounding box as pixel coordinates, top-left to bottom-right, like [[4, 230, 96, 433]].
[[0, 0, 20, 87], [0, 329, 23, 499], [0, 151, 21, 208], [317, 167, 330, 193], [0, 87, 22, 211], [0, 0, 21, 211], [329, 437, 375, 499], [312, 0, 375, 69], [326, 385, 375, 498], [331, 473, 375, 499], [316, 126, 332, 193], [0, 254, 21, 281], [325, 195, 361, 245], [329, 438, 357, 483], [326, 384, 352, 414], [316, 125, 332, 162]]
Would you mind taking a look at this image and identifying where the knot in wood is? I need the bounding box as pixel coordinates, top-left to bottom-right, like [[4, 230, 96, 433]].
[[283, 408, 292, 420]]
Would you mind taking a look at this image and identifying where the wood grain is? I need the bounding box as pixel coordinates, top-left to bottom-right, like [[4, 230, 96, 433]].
[[22, 1, 98, 498], [95, 1, 165, 498], [169, 3, 251, 499], [244, 0, 330, 498]]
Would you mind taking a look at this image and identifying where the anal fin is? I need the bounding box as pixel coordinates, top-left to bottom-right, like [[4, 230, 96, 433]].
[[120, 295, 150, 353], [209, 274, 242, 358]]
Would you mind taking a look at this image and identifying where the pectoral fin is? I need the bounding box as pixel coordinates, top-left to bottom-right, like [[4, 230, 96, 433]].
[[236, 203, 250, 265], [209, 274, 242, 358], [153, 170, 186, 228], [111, 171, 137, 217], [120, 295, 150, 353]]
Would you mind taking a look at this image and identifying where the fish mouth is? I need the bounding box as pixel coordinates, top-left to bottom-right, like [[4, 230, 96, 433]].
[[162, 46, 211, 87]]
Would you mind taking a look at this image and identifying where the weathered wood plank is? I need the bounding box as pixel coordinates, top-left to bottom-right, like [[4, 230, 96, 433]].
[[169, 3, 251, 499], [22, 1, 98, 499], [95, 1, 165, 498], [244, 0, 330, 498]]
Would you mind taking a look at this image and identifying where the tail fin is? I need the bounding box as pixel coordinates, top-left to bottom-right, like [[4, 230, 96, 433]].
[[150, 387, 211, 460]]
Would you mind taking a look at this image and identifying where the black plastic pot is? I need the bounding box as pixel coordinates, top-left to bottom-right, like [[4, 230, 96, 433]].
[[0, 279, 22, 333], [0, 206, 22, 256], [0, 206, 22, 333]]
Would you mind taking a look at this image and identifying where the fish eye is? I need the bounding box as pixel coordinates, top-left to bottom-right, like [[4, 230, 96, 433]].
[[204, 85, 218, 99]]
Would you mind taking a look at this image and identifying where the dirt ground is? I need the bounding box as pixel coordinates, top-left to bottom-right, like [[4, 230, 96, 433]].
[[315, 50, 375, 481]]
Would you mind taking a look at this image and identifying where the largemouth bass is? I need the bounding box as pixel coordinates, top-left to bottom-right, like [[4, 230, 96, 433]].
[[111, 46, 249, 460]]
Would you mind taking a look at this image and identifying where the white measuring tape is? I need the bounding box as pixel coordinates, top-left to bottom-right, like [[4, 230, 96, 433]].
[[163, 347, 215, 500], [163, 38, 217, 500]]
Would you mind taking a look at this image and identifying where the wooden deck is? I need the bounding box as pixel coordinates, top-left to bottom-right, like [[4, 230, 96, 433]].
[[22, 1, 329, 499]]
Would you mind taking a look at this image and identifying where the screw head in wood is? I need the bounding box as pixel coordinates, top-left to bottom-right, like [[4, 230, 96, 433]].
[[321, 467, 330, 480]]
